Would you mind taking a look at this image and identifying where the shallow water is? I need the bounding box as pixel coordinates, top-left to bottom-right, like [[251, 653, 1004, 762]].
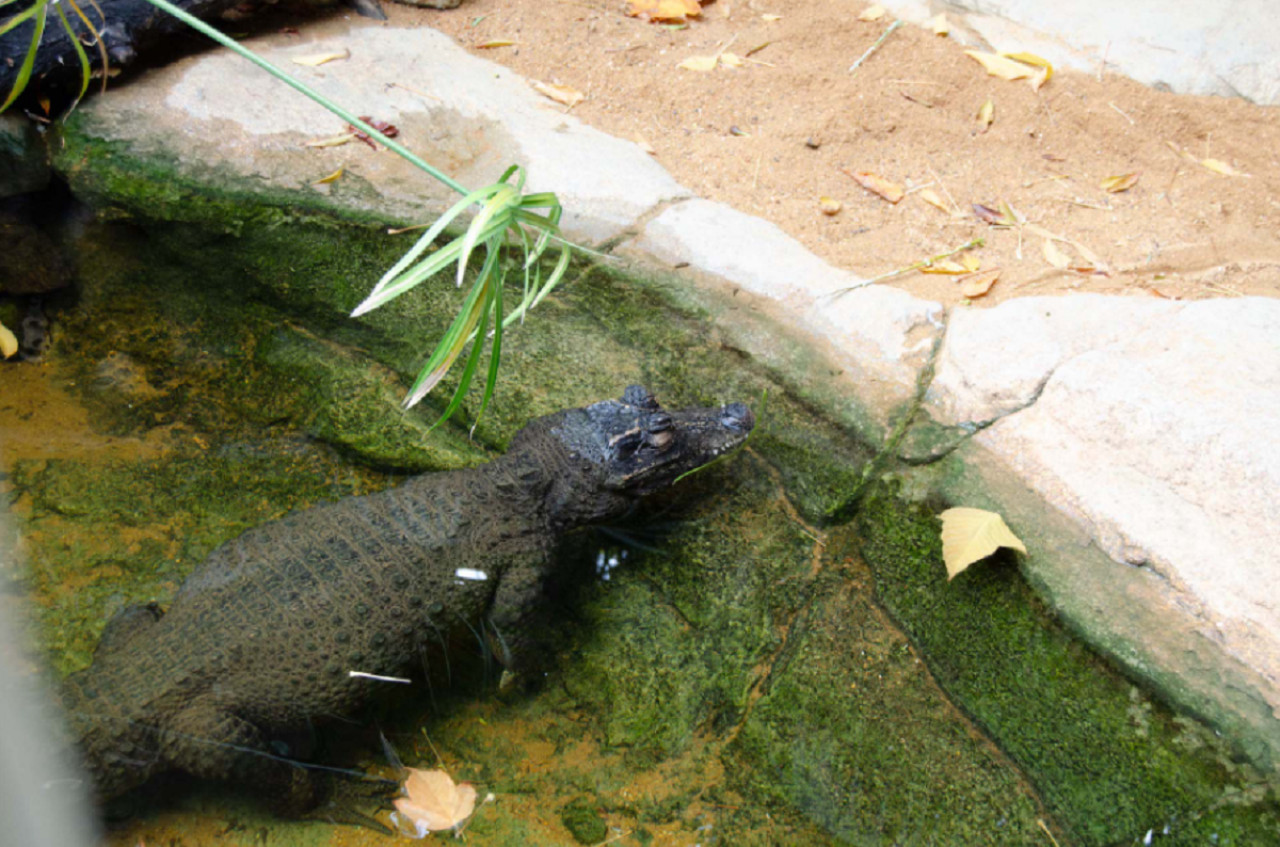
[[2, 213, 1278, 846]]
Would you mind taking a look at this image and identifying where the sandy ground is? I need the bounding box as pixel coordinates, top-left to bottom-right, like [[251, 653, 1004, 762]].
[[382, 0, 1280, 308]]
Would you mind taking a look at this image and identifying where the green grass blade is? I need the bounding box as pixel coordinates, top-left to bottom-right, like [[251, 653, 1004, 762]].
[[454, 184, 517, 288], [431, 271, 495, 429], [0, 1, 46, 113], [52, 1, 92, 107], [471, 268, 504, 434]]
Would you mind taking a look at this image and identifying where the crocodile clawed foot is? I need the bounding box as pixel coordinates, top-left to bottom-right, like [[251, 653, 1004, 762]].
[[299, 772, 400, 833]]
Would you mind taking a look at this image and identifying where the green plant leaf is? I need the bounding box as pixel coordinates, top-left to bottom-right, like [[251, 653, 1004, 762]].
[[1, 0, 48, 113]]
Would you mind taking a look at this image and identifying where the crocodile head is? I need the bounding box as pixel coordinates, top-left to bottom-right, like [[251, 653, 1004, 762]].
[[537, 385, 754, 526]]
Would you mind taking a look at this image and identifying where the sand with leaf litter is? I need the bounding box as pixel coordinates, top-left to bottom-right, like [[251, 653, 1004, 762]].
[[384, 0, 1278, 307]]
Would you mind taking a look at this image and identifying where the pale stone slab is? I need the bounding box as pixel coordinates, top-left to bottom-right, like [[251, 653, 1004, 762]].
[[627, 198, 943, 418], [883, 0, 1280, 104], [930, 295, 1280, 751], [80, 23, 687, 244]]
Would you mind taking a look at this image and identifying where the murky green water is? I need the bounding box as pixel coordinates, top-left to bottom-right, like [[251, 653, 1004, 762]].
[[2, 211, 1277, 846]]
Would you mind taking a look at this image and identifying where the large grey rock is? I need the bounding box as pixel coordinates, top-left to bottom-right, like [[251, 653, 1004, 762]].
[[0, 114, 48, 197], [67, 22, 686, 244], [883, 0, 1280, 104], [627, 199, 943, 423], [927, 295, 1280, 765]]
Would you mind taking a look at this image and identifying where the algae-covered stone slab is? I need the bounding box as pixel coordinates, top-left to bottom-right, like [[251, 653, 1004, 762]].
[[927, 294, 1280, 773]]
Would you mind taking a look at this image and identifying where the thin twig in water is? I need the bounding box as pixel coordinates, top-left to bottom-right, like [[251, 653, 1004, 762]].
[[828, 238, 985, 297], [849, 19, 904, 75]]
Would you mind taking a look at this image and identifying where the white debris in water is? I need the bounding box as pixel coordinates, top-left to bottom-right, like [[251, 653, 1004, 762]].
[[595, 548, 627, 581], [348, 670, 411, 684], [454, 568, 488, 581]]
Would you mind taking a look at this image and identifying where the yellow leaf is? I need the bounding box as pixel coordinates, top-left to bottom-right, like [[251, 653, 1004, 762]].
[[921, 259, 968, 275], [960, 253, 981, 272], [476, 39, 516, 49], [927, 13, 949, 36], [858, 4, 886, 21], [719, 51, 744, 68], [304, 133, 356, 148], [531, 80, 584, 107], [965, 50, 1033, 81], [818, 196, 842, 216], [1201, 158, 1245, 176], [939, 507, 1026, 579], [678, 54, 719, 72], [627, 0, 703, 23], [313, 168, 345, 185], [843, 168, 904, 204], [0, 320, 17, 359], [976, 98, 994, 130], [290, 48, 350, 67], [1042, 239, 1070, 269], [762, 13, 782, 22], [1100, 172, 1139, 193], [1003, 51, 1053, 87], [919, 188, 949, 212], [959, 269, 1001, 298], [392, 769, 478, 836]]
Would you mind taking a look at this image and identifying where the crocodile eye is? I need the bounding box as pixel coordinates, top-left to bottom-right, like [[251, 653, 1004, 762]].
[[646, 429, 674, 450], [647, 412, 673, 432]]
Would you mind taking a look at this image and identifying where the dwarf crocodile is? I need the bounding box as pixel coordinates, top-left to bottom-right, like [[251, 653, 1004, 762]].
[[61, 386, 754, 814]]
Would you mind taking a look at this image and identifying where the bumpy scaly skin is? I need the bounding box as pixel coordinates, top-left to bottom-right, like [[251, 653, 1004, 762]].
[[62, 386, 753, 810]]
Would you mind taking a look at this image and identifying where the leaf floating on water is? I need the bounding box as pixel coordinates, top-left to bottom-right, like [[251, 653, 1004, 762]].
[[290, 48, 350, 67], [818, 196, 843, 216], [939, 507, 1026, 579], [976, 98, 994, 131], [965, 50, 1032, 81], [392, 768, 478, 836], [531, 80, 584, 107], [858, 4, 886, 21], [0, 320, 17, 359], [1100, 172, 1139, 193], [959, 269, 1000, 298], [842, 168, 904, 204]]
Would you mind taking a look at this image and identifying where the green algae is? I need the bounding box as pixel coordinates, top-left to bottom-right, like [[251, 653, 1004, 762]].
[[855, 483, 1280, 845]]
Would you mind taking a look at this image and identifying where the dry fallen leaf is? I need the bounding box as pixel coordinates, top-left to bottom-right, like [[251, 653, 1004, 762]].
[[976, 98, 994, 131], [0, 320, 17, 359], [965, 50, 1033, 81], [531, 80, 584, 107], [391, 769, 478, 836], [313, 168, 345, 185], [858, 4, 886, 22], [678, 54, 720, 72], [919, 188, 949, 213], [304, 133, 356, 148], [960, 253, 981, 273], [1201, 158, 1246, 177], [843, 169, 904, 204], [1003, 51, 1053, 89], [290, 48, 350, 67], [921, 259, 969, 275], [1100, 172, 1139, 193], [1042, 239, 1071, 269], [627, 0, 703, 23], [475, 39, 516, 49], [960, 269, 1000, 298], [926, 13, 949, 36], [939, 507, 1027, 579], [818, 196, 843, 216], [761, 13, 782, 22], [719, 51, 745, 68]]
